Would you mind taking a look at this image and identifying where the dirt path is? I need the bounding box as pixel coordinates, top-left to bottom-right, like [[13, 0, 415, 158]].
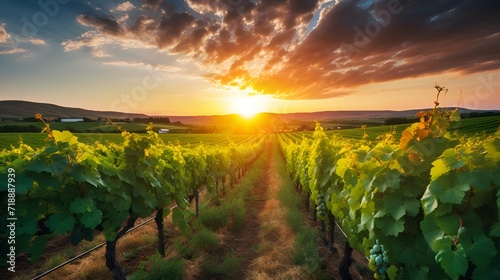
[[212, 142, 307, 279], [219, 143, 273, 279]]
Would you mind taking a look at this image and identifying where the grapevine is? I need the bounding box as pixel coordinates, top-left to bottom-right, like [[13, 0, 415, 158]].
[[0, 114, 266, 279], [278, 86, 500, 280]]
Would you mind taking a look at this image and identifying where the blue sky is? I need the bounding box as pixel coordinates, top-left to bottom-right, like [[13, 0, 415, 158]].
[[1, 0, 499, 116]]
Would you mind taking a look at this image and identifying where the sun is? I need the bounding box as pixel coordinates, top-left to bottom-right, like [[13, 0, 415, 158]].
[[230, 94, 268, 119]]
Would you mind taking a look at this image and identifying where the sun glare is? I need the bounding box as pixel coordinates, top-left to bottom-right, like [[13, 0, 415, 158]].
[[230, 94, 268, 118]]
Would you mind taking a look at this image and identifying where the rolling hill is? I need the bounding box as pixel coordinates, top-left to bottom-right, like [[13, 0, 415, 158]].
[[0, 100, 149, 120], [0, 100, 498, 125]]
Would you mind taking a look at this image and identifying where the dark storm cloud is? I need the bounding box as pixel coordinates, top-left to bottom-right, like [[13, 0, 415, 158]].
[[77, 14, 125, 36], [65, 0, 500, 99]]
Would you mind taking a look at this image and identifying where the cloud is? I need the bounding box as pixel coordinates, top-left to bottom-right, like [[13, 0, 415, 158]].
[[116, 1, 136, 12], [27, 38, 47, 45], [0, 23, 46, 55], [118, 14, 129, 23], [141, 0, 167, 11], [0, 23, 10, 43], [0, 48, 26, 55], [77, 15, 125, 37], [103, 60, 183, 73], [64, 0, 500, 99], [91, 48, 111, 57]]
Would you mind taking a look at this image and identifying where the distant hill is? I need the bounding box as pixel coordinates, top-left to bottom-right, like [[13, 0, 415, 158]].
[[1, 100, 498, 125], [0, 100, 149, 120], [168, 108, 498, 124]]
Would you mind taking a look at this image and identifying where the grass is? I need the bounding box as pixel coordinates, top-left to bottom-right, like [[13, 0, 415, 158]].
[[40, 247, 76, 272], [273, 142, 323, 276], [128, 254, 184, 280], [190, 229, 220, 252], [291, 228, 322, 273], [202, 251, 243, 277], [198, 202, 233, 230], [173, 237, 194, 259]]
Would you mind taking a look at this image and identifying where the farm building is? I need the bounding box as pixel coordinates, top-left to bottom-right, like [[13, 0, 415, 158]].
[[158, 128, 170, 134], [60, 118, 84, 122]]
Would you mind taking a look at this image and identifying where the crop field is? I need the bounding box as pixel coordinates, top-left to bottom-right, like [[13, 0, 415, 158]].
[[286, 115, 500, 143], [2, 112, 500, 280], [0, 121, 191, 132], [0, 132, 261, 151]]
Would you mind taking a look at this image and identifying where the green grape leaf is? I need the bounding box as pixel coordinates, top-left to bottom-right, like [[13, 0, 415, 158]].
[[100, 160, 119, 176], [71, 165, 105, 187], [457, 170, 490, 191], [389, 237, 419, 267], [450, 111, 461, 122], [46, 213, 75, 234], [435, 214, 460, 235], [52, 130, 79, 145], [430, 158, 450, 180], [373, 144, 395, 161], [420, 215, 444, 250], [422, 187, 438, 214], [406, 266, 430, 280], [70, 197, 95, 214], [79, 209, 103, 228], [387, 265, 398, 280], [13, 173, 34, 194], [359, 202, 375, 232], [461, 233, 496, 269], [435, 243, 468, 280], [374, 208, 387, 218], [375, 169, 400, 192], [490, 223, 500, 237], [26, 157, 55, 174], [442, 148, 466, 169], [485, 138, 500, 162], [17, 215, 38, 235], [429, 173, 469, 204], [385, 191, 420, 220], [335, 157, 350, 178], [385, 192, 406, 220], [385, 218, 405, 236], [438, 185, 468, 204], [172, 207, 190, 236], [84, 171, 105, 188]]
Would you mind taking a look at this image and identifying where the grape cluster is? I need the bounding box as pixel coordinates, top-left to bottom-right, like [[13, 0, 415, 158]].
[[369, 240, 389, 279], [316, 193, 327, 218]]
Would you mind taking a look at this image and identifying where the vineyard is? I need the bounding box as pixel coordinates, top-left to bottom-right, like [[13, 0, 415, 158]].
[[278, 102, 500, 279], [1, 102, 500, 280], [0, 132, 262, 151], [0, 118, 268, 279], [286, 114, 500, 142]]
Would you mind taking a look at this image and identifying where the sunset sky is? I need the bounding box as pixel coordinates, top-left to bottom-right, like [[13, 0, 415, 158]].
[[0, 0, 499, 116]]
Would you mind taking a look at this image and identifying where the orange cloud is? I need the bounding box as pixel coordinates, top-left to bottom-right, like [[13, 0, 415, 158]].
[[63, 0, 500, 99]]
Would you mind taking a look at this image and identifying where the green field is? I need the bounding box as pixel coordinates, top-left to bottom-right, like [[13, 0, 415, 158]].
[[293, 115, 500, 142], [0, 121, 191, 133], [1, 115, 498, 150], [0, 132, 262, 150]]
